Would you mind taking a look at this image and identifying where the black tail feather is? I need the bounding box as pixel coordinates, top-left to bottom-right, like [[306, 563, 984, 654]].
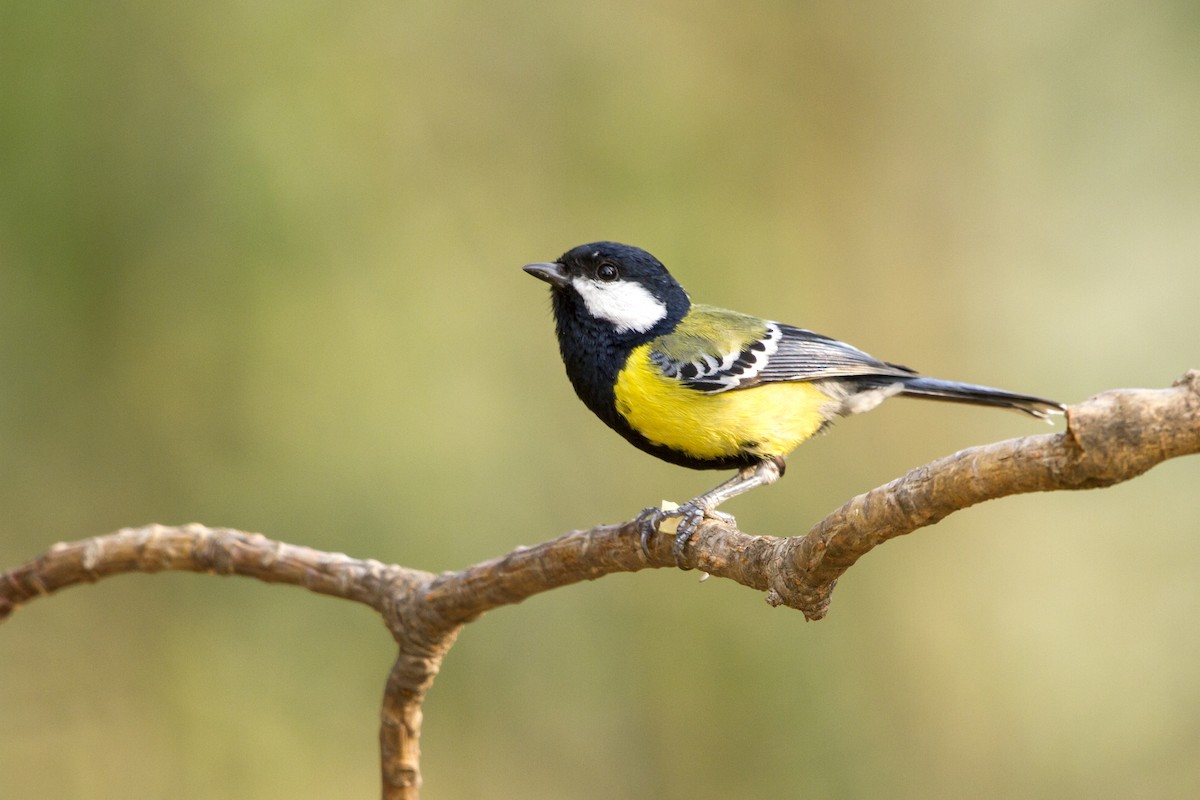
[[895, 376, 1064, 421]]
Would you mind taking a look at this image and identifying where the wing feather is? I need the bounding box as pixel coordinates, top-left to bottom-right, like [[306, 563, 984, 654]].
[[649, 308, 913, 394], [752, 324, 916, 384]]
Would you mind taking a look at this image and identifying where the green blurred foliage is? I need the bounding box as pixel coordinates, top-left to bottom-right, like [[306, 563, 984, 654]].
[[2, 1, 1199, 797]]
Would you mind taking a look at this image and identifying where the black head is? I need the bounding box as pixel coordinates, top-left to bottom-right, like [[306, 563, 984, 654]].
[[523, 242, 690, 342]]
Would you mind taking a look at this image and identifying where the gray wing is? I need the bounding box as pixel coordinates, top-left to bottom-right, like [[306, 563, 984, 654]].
[[656, 321, 916, 394], [751, 323, 917, 384]]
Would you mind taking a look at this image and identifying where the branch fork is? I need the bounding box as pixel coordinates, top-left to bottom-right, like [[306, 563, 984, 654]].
[[3, 371, 1197, 798]]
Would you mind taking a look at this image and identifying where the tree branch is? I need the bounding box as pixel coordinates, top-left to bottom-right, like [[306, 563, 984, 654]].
[[423, 370, 1200, 621], [0, 526, 455, 798], [2, 371, 1197, 798]]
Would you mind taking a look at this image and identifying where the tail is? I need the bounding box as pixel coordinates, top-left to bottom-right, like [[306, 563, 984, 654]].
[[896, 376, 1064, 421]]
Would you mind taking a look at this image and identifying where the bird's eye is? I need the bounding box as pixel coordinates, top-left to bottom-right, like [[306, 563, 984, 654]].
[[597, 262, 619, 282]]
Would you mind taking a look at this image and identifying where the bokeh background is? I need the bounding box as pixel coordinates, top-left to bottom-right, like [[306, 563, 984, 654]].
[[2, 2, 1199, 798]]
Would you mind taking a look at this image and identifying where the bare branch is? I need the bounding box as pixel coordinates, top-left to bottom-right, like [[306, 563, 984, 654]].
[[1, 372, 1196, 799], [0, 525, 453, 799], [0, 524, 423, 618], [764, 371, 1200, 617], [421, 371, 1200, 622]]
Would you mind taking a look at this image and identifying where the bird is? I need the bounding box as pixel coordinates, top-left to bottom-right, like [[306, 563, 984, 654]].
[[524, 241, 1063, 562]]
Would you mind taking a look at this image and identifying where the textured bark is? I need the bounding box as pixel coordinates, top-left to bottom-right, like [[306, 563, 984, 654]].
[[2, 371, 1197, 798]]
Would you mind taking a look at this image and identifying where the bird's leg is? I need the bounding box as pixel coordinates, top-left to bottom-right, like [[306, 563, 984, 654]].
[[637, 457, 785, 565], [637, 468, 756, 558], [671, 457, 783, 561]]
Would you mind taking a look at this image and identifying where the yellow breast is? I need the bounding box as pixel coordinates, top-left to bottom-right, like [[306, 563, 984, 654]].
[[613, 344, 835, 462]]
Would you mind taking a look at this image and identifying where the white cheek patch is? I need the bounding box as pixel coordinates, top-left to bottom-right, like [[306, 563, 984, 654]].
[[570, 277, 668, 334]]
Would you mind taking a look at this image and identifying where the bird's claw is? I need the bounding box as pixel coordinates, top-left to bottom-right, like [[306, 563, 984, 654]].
[[636, 503, 736, 567], [670, 505, 735, 565], [636, 506, 668, 559]]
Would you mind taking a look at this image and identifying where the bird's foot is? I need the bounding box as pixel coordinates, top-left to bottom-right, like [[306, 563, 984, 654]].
[[635, 506, 670, 559], [636, 503, 736, 567], [671, 504, 735, 565]]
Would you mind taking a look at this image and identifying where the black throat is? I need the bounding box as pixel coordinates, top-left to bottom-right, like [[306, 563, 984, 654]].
[[549, 286, 686, 431]]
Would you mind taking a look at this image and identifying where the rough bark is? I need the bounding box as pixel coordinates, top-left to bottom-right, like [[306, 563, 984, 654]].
[[2, 371, 1197, 798]]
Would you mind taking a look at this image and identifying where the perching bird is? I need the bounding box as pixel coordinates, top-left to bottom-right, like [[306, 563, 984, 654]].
[[525, 241, 1063, 561]]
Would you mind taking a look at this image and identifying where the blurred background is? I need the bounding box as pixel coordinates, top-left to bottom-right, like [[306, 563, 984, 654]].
[[2, 1, 1198, 797]]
